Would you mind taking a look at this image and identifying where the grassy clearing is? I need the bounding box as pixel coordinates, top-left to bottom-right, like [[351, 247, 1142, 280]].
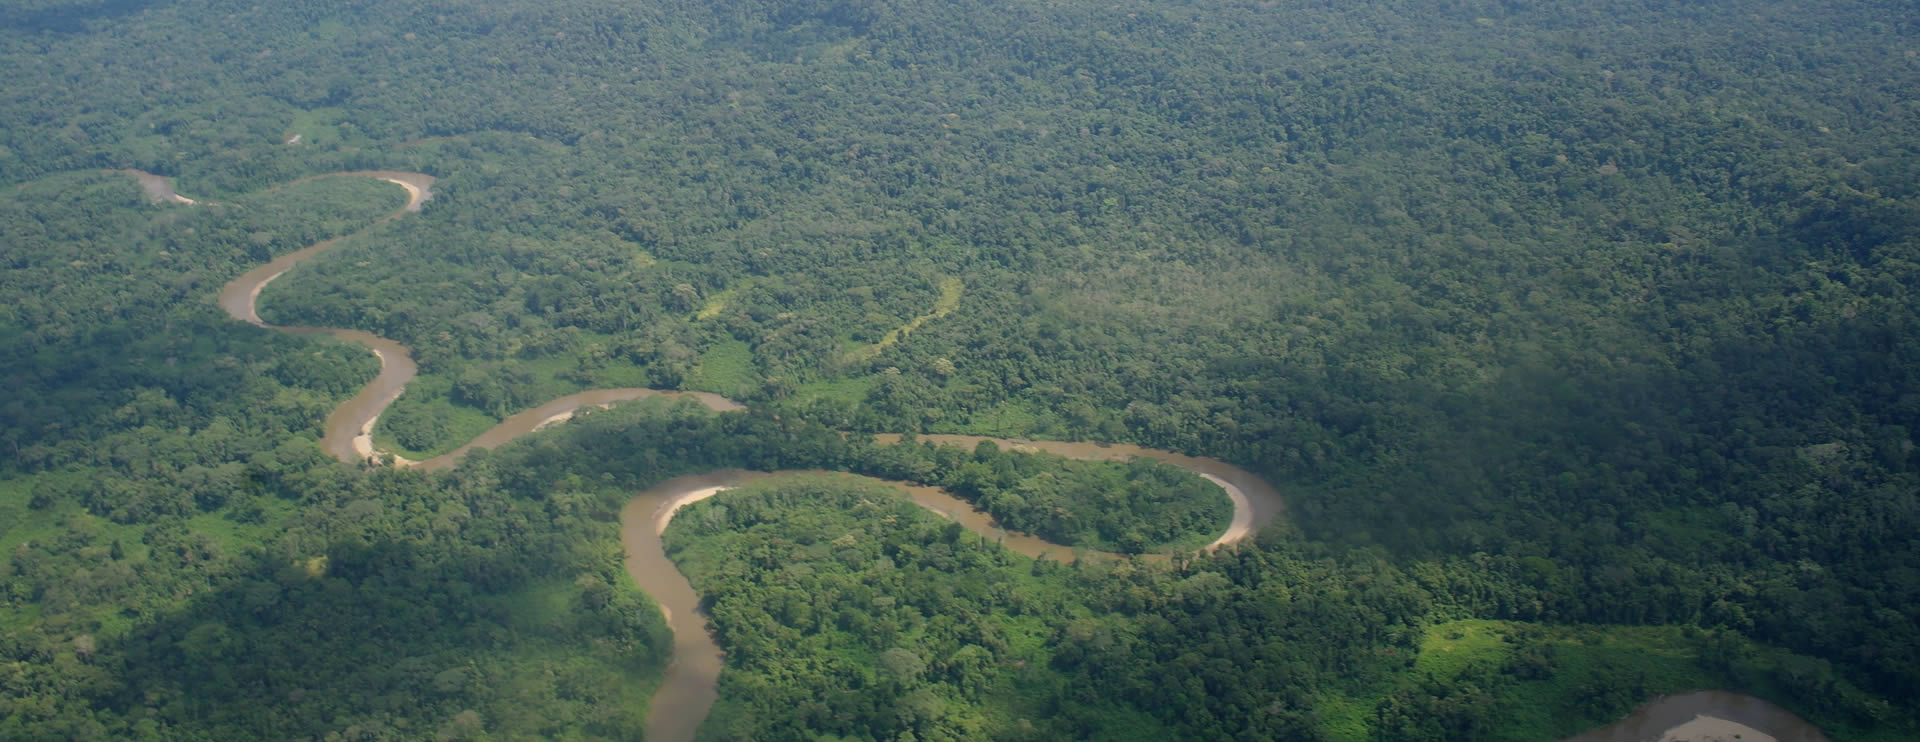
[[591, 359, 653, 388], [793, 375, 875, 406], [474, 576, 668, 732], [695, 286, 740, 321], [311, 18, 347, 41], [1313, 694, 1373, 741], [288, 107, 356, 147], [183, 500, 293, 557], [841, 277, 963, 365], [0, 474, 155, 570], [1321, 619, 1708, 741], [0, 473, 289, 638], [1439, 620, 1717, 741], [692, 339, 757, 397], [1322, 619, 1916, 742], [0, 476, 59, 559], [485, 579, 581, 632], [960, 399, 1047, 438]]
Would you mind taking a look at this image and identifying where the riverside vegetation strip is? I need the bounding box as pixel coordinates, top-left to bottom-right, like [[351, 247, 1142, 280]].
[[6, 0, 1917, 735], [193, 170, 1271, 739], [188, 169, 1844, 740]]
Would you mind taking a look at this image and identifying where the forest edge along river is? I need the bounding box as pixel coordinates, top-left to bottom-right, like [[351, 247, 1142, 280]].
[[189, 169, 1274, 741], [127, 169, 1826, 742]]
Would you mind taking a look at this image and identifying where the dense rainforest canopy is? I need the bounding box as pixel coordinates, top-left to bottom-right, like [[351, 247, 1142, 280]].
[[3, 0, 1918, 739]]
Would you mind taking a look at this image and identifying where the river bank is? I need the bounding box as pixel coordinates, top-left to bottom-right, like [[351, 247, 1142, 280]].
[[151, 167, 1831, 742], [1558, 690, 1828, 742]]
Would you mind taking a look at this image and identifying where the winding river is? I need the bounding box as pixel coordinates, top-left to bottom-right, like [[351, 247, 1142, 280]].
[[137, 170, 1825, 742]]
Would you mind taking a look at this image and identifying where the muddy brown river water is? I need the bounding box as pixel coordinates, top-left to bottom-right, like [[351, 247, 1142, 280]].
[[1557, 690, 1828, 742], [145, 169, 1826, 742]]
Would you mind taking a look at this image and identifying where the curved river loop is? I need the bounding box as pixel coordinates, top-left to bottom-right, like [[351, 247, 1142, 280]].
[[127, 170, 1827, 742]]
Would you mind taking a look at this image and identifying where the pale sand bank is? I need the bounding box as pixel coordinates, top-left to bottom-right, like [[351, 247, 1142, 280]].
[[348, 348, 393, 460], [532, 405, 607, 432], [133, 163, 1831, 742], [243, 268, 292, 325], [120, 169, 197, 204], [376, 177, 426, 211], [1201, 473, 1254, 549], [1663, 715, 1776, 742], [1559, 690, 1825, 742], [656, 486, 734, 535]]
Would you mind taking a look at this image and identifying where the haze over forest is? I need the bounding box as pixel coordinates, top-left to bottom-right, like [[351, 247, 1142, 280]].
[[1, 0, 1917, 740]]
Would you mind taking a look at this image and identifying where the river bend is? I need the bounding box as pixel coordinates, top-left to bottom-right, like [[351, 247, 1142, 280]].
[[130, 169, 1824, 742]]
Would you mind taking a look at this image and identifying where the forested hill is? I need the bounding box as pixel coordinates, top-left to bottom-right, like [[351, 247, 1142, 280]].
[[4, 0, 1919, 739]]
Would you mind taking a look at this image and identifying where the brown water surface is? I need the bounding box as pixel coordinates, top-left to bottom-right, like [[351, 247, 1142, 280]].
[[178, 165, 1287, 739], [116, 168, 197, 204], [204, 171, 436, 464], [148, 168, 1817, 742], [621, 465, 1247, 742], [618, 433, 1287, 742], [878, 434, 1282, 551], [408, 389, 745, 471], [1558, 690, 1828, 742]]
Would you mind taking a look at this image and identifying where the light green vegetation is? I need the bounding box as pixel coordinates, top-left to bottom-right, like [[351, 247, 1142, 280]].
[[842, 276, 964, 365], [792, 375, 877, 407], [374, 334, 661, 458], [665, 475, 1184, 742], [473, 577, 667, 733], [1326, 619, 1915, 742], [373, 375, 498, 460], [691, 339, 757, 398], [4, 0, 1920, 739], [694, 286, 739, 321], [286, 107, 359, 148], [0, 471, 292, 641], [956, 400, 1049, 440], [0, 169, 676, 740], [0, 476, 60, 558]]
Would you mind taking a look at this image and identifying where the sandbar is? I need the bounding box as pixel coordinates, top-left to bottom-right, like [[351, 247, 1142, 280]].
[[1201, 473, 1255, 549], [656, 486, 735, 535], [1663, 714, 1776, 742]]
